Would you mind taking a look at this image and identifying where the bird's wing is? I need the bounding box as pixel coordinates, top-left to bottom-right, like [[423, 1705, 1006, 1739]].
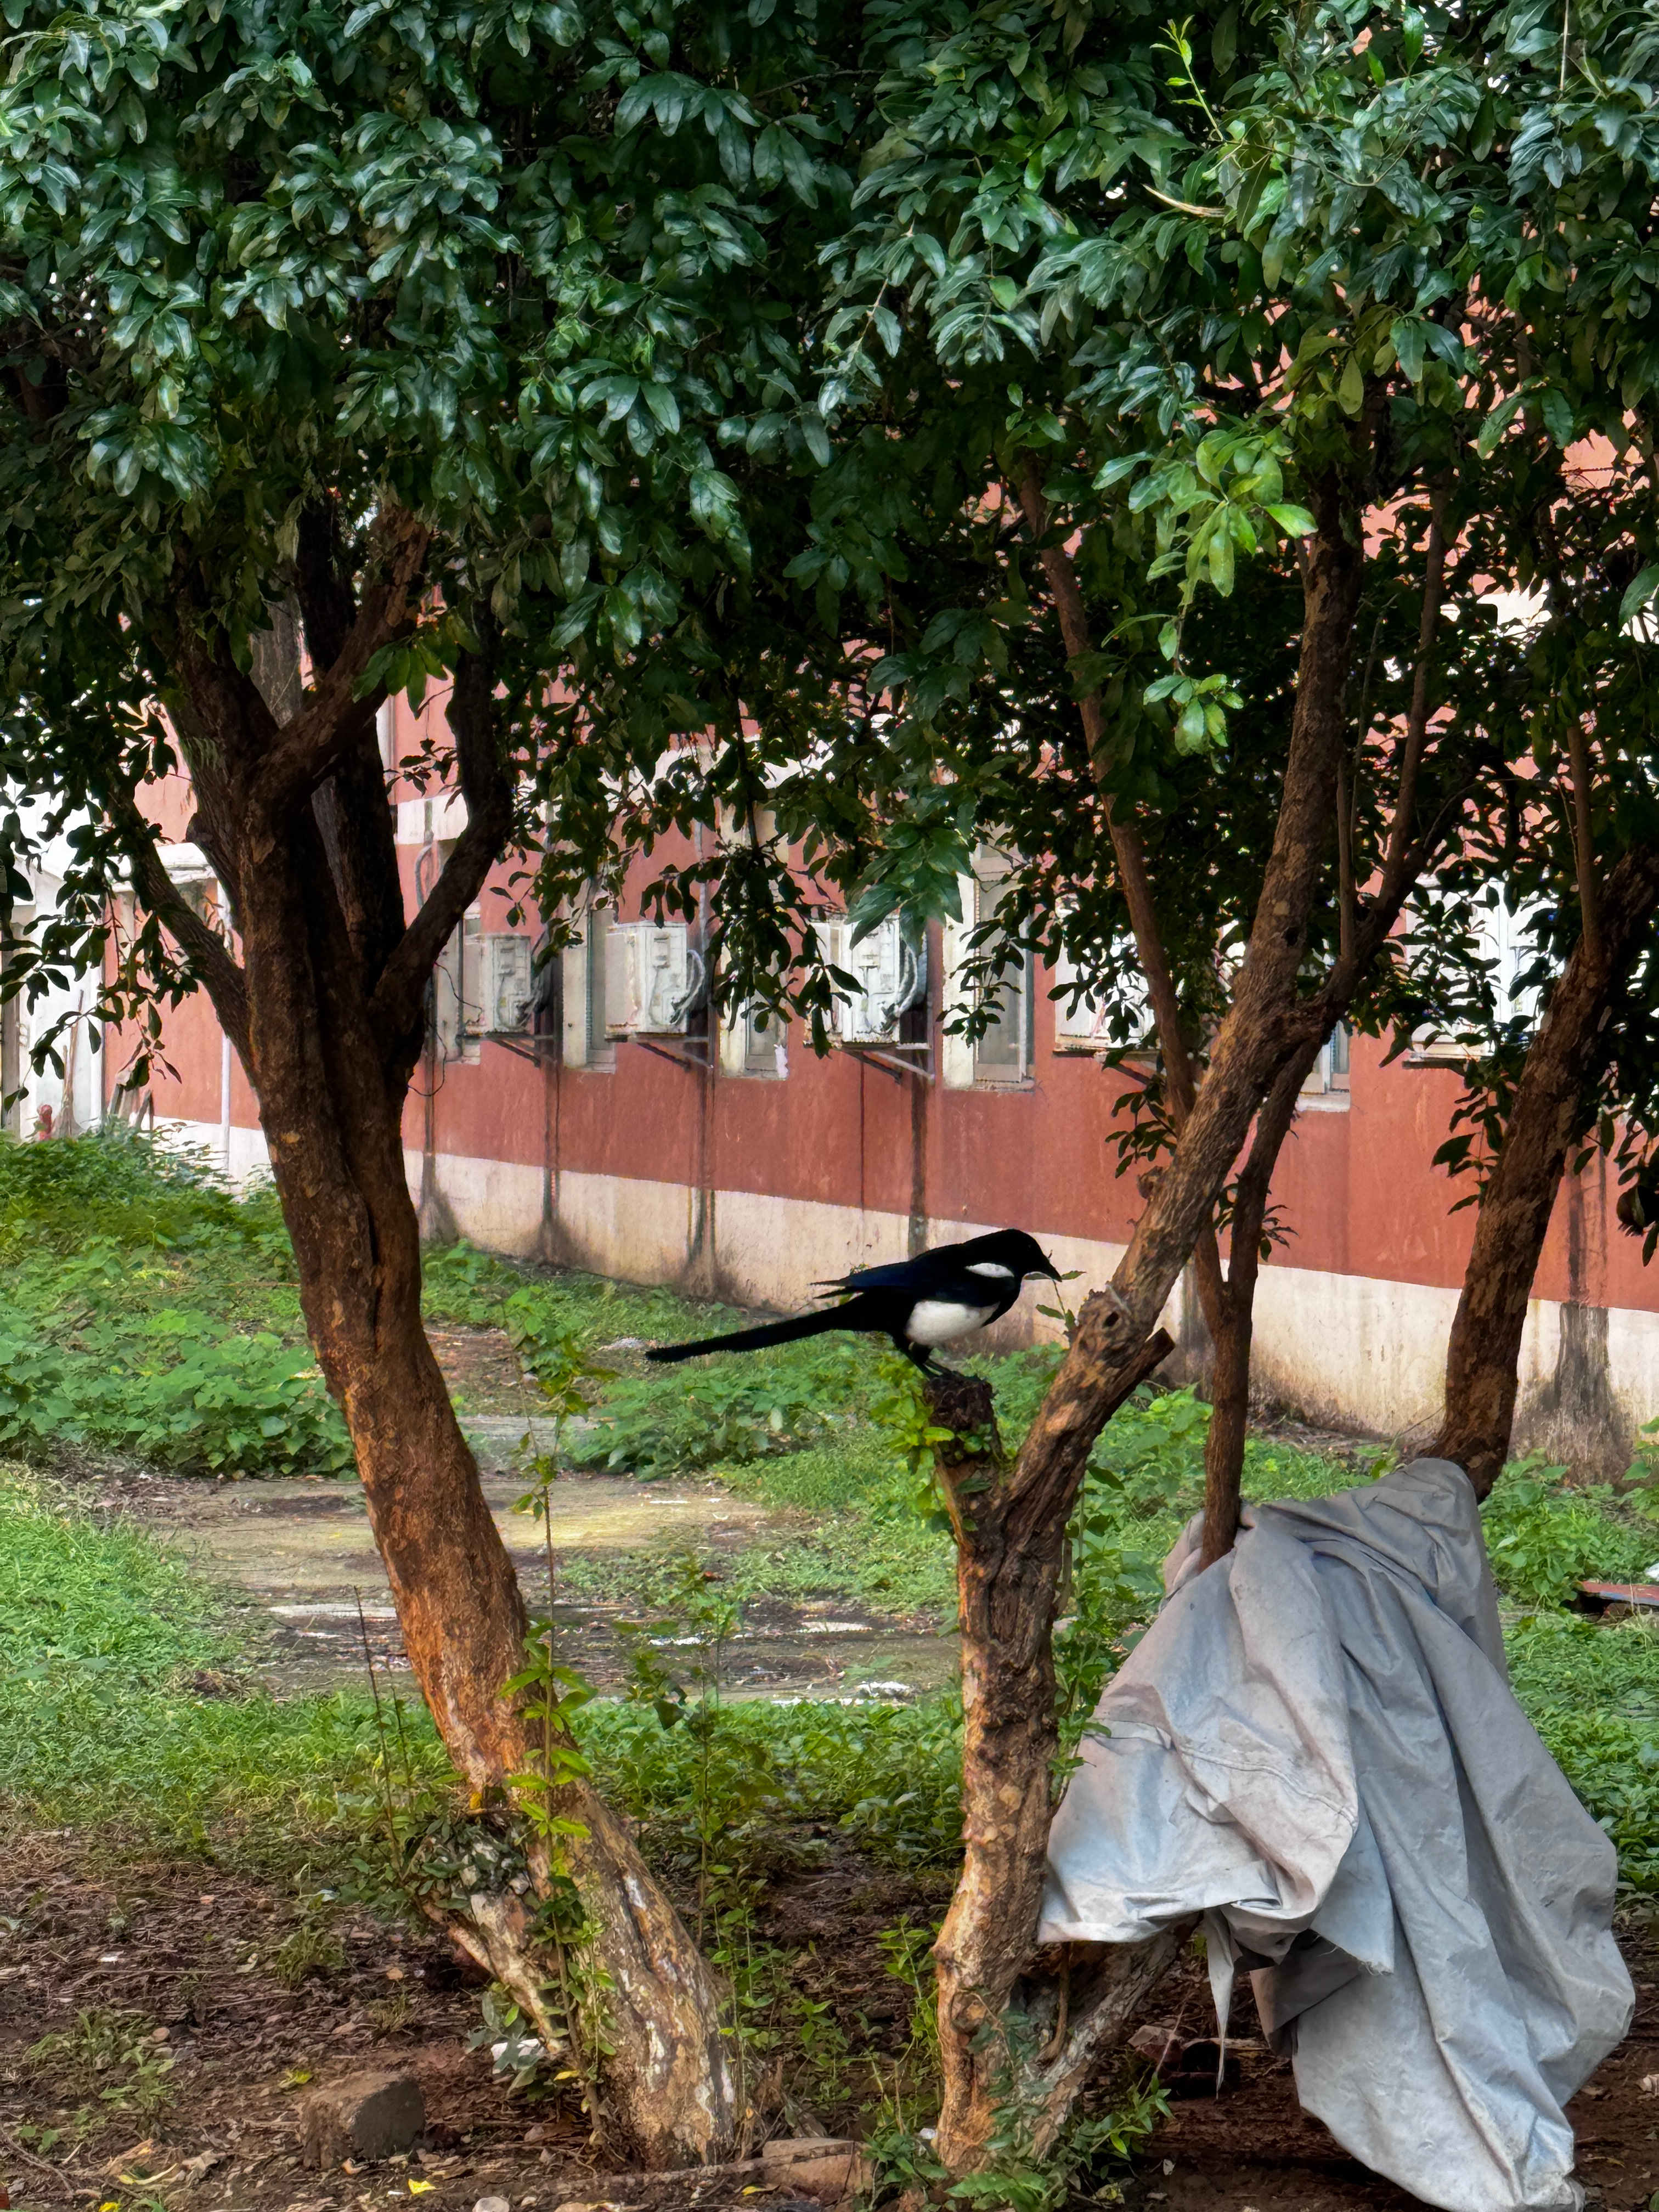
[[814, 1255, 937, 1295]]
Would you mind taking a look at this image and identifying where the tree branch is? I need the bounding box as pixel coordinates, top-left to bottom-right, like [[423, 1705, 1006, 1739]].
[[293, 498, 408, 988], [112, 795, 250, 1060], [1380, 476, 1450, 889], [1566, 721, 1601, 966], [1198, 1047, 1317, 1566], [367, 631, 514, 1071], [255, 503, 429, 816], [1017, 457, 1226, 1340], [1435, 838, 1659, 1492]]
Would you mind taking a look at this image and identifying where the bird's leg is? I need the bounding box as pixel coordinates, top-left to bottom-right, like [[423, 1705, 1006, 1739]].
[[902, 1341, 957, 1378]]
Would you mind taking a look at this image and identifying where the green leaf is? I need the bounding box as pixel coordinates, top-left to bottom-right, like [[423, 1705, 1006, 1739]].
[[1540, 386, 1575, 447], [1476, 392, 1527, 459], [1620, 565, 1659, 629]]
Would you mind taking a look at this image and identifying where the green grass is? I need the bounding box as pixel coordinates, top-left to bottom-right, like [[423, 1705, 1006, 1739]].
[[0, 1463, 443, 1870], [8, 1129, 1659, 1901]]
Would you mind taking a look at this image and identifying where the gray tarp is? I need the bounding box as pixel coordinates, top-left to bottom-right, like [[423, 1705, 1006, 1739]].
[[1039, 1458, 1633, 2212]]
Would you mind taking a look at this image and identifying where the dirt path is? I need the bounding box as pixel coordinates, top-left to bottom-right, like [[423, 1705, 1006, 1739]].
[[66, 1442, 954, 1707]]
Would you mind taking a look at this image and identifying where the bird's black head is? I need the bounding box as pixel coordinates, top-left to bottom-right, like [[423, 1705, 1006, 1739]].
[[960, 1228, 1063, 1282]]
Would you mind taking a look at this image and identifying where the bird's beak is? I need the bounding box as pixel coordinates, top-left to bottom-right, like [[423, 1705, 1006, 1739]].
[[1039, 1254, 1062, 1280]]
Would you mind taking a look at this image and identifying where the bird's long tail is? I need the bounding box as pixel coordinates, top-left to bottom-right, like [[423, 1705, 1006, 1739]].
[[645, 1301, 864, 1364]]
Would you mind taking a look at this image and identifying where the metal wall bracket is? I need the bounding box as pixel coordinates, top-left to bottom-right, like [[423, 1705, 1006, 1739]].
[[837, 1038, 934, 1083], [630, 1034, 712, 1071], [483, 1029, 561, 1066]]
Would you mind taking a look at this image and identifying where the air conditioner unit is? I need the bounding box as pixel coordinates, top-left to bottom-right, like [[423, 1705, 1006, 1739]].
[[605, 922, 706, 1036], [481, 933, 534, 1035], [816, 917, 925, 1043]]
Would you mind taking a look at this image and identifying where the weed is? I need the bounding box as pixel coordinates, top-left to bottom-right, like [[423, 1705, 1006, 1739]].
[[1481, 1453, 1653, 1604], [272, 1921, 346, 1989], [566, 1337, 872, 1479], [367, 1988, 413, 2034], [24, 2010, 175, 2121], [0, 1132, 350, 1477]]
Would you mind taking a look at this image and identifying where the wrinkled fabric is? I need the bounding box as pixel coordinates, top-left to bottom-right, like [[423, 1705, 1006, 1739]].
[[1039, 1458, 1632, 2212]]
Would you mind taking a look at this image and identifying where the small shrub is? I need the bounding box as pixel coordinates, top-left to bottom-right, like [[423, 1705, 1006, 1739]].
[[566, 1339, 871, 1477], [421, 1239, 523, 1326], [25, 2008, 176, 2120]]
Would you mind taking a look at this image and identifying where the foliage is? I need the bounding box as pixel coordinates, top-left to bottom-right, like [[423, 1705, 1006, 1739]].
[[1481, 1454, 1654, 1607], [271, 1918, 346, 1989], [0, 1130, 352, 1476], [24, 2009, 176, 2123], [0, 1459, 447, 1866], [502, 1329, 611, 2092], [1508, 1610, 1659, 1892]]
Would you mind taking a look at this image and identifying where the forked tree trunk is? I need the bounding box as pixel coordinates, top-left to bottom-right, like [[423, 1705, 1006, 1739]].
[[1434, 844, 1659, 1497], [124, 528, 737, 2168], [925, 483, 1367, 2172], [924, 1345, 1182, 2167]]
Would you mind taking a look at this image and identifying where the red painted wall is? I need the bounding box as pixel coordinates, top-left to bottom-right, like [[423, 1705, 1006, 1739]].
[[115, 696, 1656, 1324]]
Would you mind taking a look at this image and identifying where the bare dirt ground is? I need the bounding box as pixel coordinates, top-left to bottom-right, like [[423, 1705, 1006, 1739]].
[[6, 1832, 1658, 2212], [0, 1831, 951, 2212], [1124, 1937, 1659, 2212]]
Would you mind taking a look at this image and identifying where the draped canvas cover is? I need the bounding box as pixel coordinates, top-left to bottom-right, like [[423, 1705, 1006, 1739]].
[[1039, 1459, 1633, 2212]]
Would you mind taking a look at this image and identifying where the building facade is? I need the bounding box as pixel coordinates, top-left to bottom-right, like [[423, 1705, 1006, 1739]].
[[114, 689, 1659, 1474]]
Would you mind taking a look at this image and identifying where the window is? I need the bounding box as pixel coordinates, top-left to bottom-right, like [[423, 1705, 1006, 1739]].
[[1410, 899, 1546, 1064], [586, 904, 610, 1058], [1050, 938, 1152, 1056], [718, 992, 786, 1077], [1299, 1023, 1351, 1107], [744, 1004, 784, 1075], [943, 851, 1033, 1088], [432, 900, 482, 1063]]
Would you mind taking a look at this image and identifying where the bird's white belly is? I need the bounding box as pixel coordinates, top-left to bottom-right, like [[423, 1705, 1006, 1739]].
[[906, 1298, 996, 1346]]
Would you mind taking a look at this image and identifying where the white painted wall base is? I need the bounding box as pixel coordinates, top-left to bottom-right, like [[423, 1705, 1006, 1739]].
[[407, 1149, 1659, 1455], [156, 1116, 271, 1188]]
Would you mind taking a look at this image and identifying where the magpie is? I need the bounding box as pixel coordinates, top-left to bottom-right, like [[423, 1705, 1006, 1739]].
[[645, 1228, 1062, 1374]]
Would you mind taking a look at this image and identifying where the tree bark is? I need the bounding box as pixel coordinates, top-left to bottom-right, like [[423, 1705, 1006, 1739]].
[[1434, 843, 1659, 1497], [1199, 1051, 1321, 1565], [128, 558, 738, 2168], [924, 1339, 1177, 2166]]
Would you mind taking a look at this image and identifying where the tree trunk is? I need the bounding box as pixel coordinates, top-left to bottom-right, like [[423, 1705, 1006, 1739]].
[[258, 988, 735, 2160], [924, 1344, 1178, 2168], [1434, 844, 1659, 1497], [129, 553, 738, 2169], [925, 487, 1364, 2175], [1199, 1051, 1327, 1565]]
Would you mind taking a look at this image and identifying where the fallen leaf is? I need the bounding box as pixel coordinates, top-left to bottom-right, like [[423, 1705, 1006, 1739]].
[[409, 2182, 436, 2194]]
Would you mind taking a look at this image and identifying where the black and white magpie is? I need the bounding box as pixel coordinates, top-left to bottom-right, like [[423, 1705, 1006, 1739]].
[[645, 1228, 1062, 1374]]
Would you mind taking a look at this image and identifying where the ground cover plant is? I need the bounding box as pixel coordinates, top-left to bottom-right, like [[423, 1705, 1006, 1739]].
[[13, 1136, 1659, 2199]]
